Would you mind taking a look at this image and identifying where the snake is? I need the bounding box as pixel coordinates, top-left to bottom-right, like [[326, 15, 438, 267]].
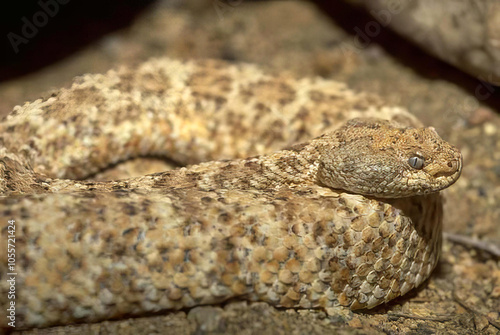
[[0, 58, 462, 329]]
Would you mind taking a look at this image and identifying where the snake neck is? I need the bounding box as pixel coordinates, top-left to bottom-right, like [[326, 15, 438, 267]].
[[245, 143, 321, 189]]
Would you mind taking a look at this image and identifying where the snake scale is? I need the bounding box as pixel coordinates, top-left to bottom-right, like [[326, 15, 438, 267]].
[[0, 58, 462, 329]]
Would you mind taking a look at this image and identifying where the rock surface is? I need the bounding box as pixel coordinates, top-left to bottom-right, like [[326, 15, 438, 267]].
[[346, 0, 500, 83]]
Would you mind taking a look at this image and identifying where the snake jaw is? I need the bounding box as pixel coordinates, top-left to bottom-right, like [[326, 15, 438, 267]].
[[422, 146, 463, 191], [403, 153, 462, 197]]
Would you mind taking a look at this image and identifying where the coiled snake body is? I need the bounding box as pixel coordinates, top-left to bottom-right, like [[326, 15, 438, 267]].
[[0, 58, 462, 329]]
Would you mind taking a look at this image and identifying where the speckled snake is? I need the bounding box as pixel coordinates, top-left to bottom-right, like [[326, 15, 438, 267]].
[[0, 58, 462, 329]]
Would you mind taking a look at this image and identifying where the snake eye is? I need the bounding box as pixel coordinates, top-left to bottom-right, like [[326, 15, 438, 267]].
[[408, 156, 424, 169]]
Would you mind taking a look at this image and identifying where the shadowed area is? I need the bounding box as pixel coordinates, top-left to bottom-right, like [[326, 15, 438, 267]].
[[312, 1, 500, 112], [0, 0, 156, 81]]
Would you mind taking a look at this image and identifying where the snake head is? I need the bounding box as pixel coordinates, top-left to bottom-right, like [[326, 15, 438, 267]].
[[316, 118, 463, 198]]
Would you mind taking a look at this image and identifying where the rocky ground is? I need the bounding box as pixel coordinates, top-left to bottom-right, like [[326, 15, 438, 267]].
[[2, 1, 499, 334]]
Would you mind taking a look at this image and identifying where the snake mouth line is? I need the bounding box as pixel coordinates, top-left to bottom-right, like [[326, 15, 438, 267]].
[[431, 157, 463, 181], [435, 172, 462, 191]]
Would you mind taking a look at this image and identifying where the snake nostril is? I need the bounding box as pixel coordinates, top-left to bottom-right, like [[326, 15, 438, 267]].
[[448, 159, 462, 171], [447, 160, 459, 171]]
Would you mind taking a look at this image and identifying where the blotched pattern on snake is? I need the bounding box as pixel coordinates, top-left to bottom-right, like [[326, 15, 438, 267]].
[[0, 58, 462, 329]]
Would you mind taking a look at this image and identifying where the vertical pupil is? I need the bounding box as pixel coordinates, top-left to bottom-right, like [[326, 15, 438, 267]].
[[409, 156, 423, 169]]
